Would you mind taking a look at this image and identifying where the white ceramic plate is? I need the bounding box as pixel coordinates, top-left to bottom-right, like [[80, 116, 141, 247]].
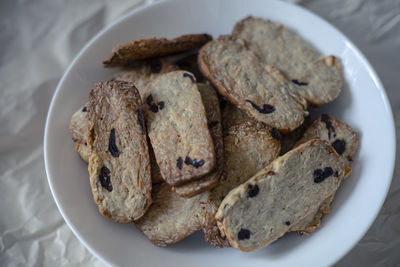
[[44, 0, 396, 266]]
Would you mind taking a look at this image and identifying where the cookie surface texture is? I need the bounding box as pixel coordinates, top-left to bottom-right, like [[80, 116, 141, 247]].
[[135, 183, 208, 246]]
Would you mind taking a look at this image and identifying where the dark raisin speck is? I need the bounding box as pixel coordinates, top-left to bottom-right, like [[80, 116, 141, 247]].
[[136, 109, 146, 134], [332, 139, 346, 155], [146, 94, 154, 105], [185, 156, 205, 168], [149, 59, 162, 73], [183, 72, 195, 83], [238, 228, 251, 240], [314, 167, 334, 183], [150, 104, 159, 113], [247, 184, 259, 198], [196, 159, 205, 168], [270, 128, 281, 141], [321, 114, 335, 138], [108, 128, 120, 157], [177, 157, 183, 169], [99, 166, 112, 192], [246, 100, 275, 114], [292, 79, 308, 86], [82, 106, 87, 112], [158, 101, 165, 110], [267, 170, 276, 175], [285, 221, 291, 226], [184, 156, 192, 165]]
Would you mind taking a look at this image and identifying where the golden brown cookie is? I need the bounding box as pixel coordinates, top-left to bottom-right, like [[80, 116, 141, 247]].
[[103, 34, 212, 66], [87, 81, 152, 223]]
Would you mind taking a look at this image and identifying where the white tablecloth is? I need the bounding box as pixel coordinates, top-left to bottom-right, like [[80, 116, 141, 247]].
[[1, 0, 399, 266]]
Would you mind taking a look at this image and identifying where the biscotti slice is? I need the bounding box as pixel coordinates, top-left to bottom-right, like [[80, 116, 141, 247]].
[[172, 83, 223, 197], [143, 71, 216, 186], [135, 183, 208, 246], [198, 37, 308, 132], [103, 34, 212, 66], [114, 58, 178, 97], [69, 105, 88, 144], [295, 114, 358, 168], [87, 81, 152, 223], [215, 140, 346, 252], [232, 17, 342, 106], [202, 121, 281, 247]]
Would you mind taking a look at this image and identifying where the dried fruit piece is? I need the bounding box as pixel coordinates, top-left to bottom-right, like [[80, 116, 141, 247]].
[[108, 128, 120, 157], [99, 166, 112, 192]]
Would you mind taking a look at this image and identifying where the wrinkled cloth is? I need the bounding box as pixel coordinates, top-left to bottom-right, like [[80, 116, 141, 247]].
[[0, 0, 399, 266]]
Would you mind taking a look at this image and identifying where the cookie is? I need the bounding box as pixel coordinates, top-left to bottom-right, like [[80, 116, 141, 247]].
[[295, 114, 359, 168], [232, 17, 342, 106], [143, 71, 216, 186], [172, 83, 223, 197], [103, 34, 212, 66], [202, 121, 281, 247], [135, 183, 208, 246], [114, 58, 178, 97], [198, 37, 308, 132], [69, 105, 88, 144], [215, 140, 346, 252], [87, 81, 152, 223], [75, 143, 89, 163]]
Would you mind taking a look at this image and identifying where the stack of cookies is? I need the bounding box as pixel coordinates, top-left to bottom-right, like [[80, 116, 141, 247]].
[[69, 16, 358, 252]]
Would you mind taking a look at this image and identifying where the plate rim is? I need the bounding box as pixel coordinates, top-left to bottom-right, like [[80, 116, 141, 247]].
[[44, 0, 396, 266]]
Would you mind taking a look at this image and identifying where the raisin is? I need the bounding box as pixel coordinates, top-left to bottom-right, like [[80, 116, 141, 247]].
[[184, 156, 205, 168], [285, 221, 291, 226], [292, 79, 308, 86], [332, 139, 346, 155], [267, 170, 276, 175], [108, 128, 120, 157], [270, 127, 281, 141], [158, 101, 165, 110], [99, 166, 112, 192], [237, 229, 251, 240], [208, 121, 219, 129], [177, 157, 183, 169], [82, 106, 87, 112], [149, 58, 162, 73], [247, 184, 259, 198], [150, 104, 159, 113], [314, 167, 334, 183], [183, 72, 195, 83], [136, 109, 146, 135], [146, 94, 154, 105], [321, 114, 335, 139], [246, 100, 275, 114]]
